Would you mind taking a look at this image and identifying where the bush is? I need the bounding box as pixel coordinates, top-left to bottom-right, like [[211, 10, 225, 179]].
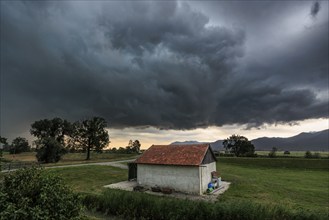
[[36, 137, 66, 163], [219, 153, 235, 157], [268, 152, 276, 158], [243, 152, 258, 157], [268, 147, 278, 158], [0, 167, 83, 220], [313, 152, 320, 158], [284, 151, 290, 155], [219, 152, 257, 157], [305, 151, 312, 158], [305, 151, 321, 159]]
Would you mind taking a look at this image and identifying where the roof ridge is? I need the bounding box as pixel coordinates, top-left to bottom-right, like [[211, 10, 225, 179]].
[[135, 144, 211, 166]]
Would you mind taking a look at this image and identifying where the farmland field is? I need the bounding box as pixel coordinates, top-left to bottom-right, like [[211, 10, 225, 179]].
[[255, 151, 329, 157], [48, 165, 127, 194], [219, 157, 328, 170], [41, 157, 329, 214], [217, 157, 329, 213], [1, 155, 328, 219], [80, 157, 328, 219]]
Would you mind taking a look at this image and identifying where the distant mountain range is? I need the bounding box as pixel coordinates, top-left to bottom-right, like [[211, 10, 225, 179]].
[[170, 140, 224, 151], [251, 129, 328, 151], [170, 129, 329, 151]]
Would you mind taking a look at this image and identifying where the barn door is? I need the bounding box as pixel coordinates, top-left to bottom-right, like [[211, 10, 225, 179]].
[[128, 162, 137, 181]]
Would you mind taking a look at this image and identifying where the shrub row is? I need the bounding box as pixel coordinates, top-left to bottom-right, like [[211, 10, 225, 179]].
[[304, 151, 321, 159], [82, 189, 327, 220]]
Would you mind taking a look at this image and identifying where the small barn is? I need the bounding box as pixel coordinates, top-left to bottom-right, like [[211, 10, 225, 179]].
[[134, 144, 217, 195]]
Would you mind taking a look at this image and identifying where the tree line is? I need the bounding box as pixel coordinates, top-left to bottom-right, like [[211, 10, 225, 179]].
[[1, 137, 31, 154], [30, 117, 110, 162], [1, 117, 110, 163], [109, 139, 141, 154], [222, 135, 324, 158], [0, 117, 142, 163]]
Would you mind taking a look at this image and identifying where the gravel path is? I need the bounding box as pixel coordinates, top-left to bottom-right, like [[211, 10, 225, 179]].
[[1, 159, 135, 172], [47, 159, 133, 170]]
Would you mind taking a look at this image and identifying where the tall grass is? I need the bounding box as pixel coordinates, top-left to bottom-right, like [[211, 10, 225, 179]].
[[82, 189, 327, 220]]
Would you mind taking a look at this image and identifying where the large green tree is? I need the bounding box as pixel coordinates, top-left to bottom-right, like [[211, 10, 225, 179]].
[[30, 118, 72, 145], [132, 140, 141, 153], [0, 136, 7, 145], [0, 136, 7, 167], [35, 137, 66, 163], [10, 137, 30, 154], [73, 117, 110, 160], [223, 135, 255, 157], [124, 140, 141, 153], [31, 118, 72, 163]]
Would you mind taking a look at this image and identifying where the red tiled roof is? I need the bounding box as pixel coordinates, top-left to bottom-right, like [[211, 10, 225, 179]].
[[135, 144, 211, 166]]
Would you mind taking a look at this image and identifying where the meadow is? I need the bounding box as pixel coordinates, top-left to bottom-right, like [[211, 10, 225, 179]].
[[80, 157, 328, 219], [49, 165, 127, 194], [255, 151, 329, 157], [217, 158, 328, 213], [1, 153, 328, 219]]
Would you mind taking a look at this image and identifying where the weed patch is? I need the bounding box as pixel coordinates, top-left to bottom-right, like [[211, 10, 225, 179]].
[[82, 189, 327, 220]]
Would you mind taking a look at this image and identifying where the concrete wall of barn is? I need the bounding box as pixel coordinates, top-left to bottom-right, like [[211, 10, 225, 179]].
[[199, 162, 216, 194], [137, 164, 201, 194]]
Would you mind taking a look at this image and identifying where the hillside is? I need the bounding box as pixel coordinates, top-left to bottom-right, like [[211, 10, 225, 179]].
[[251, 129, 328, 151], [170, 141, 206, 145], [170, 129, 329, 151]]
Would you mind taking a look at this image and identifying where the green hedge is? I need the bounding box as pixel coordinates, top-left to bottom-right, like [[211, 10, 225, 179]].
[[82, 189, 327, 220]]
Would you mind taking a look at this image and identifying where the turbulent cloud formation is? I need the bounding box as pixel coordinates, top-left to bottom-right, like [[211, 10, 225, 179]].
[[0, 1, 328, 138], [310, 1, 321, 18]]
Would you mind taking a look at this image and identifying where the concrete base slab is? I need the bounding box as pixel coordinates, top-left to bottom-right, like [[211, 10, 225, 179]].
[[104, 180, 231, 202], [104, 180, 137, 191]]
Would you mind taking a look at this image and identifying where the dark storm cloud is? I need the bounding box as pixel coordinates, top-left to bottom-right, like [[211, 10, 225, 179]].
[[310, 1, 320, 18], [0, 1, 328, 138]]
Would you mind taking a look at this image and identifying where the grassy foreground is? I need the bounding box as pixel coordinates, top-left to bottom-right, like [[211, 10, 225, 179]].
[[48, 165, 127, 194], [40, 157, 328, 215], [83, 188, 327, 220], [2, 156, 327, 219]]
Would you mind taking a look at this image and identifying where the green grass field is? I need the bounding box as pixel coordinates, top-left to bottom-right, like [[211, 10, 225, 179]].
[[1, 156, 328, 218], [219, 157, 328, 170], [255, 151, 329, 157], [217, 158, 329, 213], [35, 157, 328, 214], [48, 165, 127, 194]]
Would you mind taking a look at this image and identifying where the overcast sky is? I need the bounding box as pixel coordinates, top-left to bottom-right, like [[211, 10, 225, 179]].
[[1, 1, 328, 148]]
